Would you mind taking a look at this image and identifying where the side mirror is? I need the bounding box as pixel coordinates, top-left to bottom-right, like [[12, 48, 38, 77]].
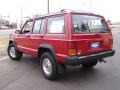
[[15, 30, 21, 34]]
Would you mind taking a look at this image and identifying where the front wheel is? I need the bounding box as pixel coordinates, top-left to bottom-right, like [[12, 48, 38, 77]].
[[82, 60, 98, 69], [40, 52, 58, 80], [7, 44, 23, 60]]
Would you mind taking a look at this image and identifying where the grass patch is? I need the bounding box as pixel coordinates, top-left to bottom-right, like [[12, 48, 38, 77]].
[[0, 37, 9, 53]]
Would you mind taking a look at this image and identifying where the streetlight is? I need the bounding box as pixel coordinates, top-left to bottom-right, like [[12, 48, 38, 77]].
[[47, 0, 49, 13], [21, 6, 23, 23]]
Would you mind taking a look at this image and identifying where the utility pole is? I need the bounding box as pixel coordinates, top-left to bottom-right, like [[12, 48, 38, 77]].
[[47, 0, 49, 13], [21, 6, 23, 23]]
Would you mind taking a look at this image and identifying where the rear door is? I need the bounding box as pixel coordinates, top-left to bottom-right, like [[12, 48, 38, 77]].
[[44, 15, 68, 59], [71, 14, 113, 56]]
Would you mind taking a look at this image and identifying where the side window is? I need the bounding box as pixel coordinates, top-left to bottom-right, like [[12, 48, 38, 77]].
[[47, 16, 64, 34], [33, 20, 42, 34], [33, 19, 45, 34], [40, 19, 45, 33], [22, 21, 33, 34]]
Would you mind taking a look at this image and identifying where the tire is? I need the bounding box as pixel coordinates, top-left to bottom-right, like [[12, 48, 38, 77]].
[[7, 44, 23, 60], [40, 52, 58, 80], [82, 60, 98, 69]]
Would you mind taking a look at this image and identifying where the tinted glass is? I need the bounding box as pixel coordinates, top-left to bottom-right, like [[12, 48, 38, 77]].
[[40, 19, 45, 33], [72, 15, 108, 33], [33, 20, 42, 33], [22, 21, 33, 34], [47, 16, 64, 33]]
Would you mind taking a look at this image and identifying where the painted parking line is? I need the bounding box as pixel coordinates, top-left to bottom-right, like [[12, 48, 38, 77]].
[[0, 56, 9, 61]]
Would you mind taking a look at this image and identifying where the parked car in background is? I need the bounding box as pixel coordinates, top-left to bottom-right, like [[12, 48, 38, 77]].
[[0, 24, 8, 29]]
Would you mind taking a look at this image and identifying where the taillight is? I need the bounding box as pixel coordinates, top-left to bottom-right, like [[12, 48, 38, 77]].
[[68, 48, 76, 56], [109, 38, 113, 48], [68, 41, 77, 56]]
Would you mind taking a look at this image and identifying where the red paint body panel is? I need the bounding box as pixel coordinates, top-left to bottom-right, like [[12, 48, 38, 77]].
[[72, 33, 113, 56]]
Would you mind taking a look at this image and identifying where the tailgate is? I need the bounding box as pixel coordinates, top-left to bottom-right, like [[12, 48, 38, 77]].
[[73, 33, 113, 56], [71, 14, 113, 56]]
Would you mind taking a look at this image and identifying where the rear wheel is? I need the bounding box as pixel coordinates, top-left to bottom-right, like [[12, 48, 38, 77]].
[[40, 52, 58, 80], [82, 60, 98, 69], [8, 44, 23, 60]]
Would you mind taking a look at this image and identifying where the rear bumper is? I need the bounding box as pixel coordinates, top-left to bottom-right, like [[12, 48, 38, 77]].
[[66, 50, 115, 65]]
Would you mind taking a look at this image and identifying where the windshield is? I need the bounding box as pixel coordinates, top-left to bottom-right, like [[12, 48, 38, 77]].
[[72, 14, 108, 33]]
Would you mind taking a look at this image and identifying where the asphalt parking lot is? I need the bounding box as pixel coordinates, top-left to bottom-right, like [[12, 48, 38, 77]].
[[0, 28, 120, 90]]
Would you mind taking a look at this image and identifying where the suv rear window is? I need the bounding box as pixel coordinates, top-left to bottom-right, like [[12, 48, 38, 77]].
[[72, 14, 108, 33]]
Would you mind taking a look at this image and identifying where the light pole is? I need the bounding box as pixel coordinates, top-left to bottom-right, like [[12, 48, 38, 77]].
[[47, 0, 49, 13], [20, 6, 23, 23]]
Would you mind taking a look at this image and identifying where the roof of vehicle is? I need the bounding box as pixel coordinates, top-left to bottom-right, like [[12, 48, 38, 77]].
[[29, 9, 103, 20]]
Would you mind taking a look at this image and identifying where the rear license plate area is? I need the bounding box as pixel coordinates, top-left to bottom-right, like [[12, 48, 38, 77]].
[[91, 42, 100, 49]]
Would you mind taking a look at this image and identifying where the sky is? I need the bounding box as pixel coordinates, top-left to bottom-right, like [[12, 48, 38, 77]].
[[0, 0, 120, 22]]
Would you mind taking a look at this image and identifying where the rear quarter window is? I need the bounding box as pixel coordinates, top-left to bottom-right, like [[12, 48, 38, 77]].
[[47, 16, 65, 34]]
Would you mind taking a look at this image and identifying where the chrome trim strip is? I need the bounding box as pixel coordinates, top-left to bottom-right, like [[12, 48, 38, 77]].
[[56, 53, 67, 57], [17, 46, 38, 52]]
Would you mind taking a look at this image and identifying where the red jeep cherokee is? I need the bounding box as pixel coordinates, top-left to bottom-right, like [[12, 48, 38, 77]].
[[7, 10, 115, 80]]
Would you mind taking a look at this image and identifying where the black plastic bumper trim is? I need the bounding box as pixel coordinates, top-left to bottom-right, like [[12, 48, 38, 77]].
[[66, 50, 115, 65]]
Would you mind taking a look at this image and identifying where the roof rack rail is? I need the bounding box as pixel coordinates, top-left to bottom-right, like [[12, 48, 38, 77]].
[[60, 9, 93, 13], [60, 9, 72, 12]]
